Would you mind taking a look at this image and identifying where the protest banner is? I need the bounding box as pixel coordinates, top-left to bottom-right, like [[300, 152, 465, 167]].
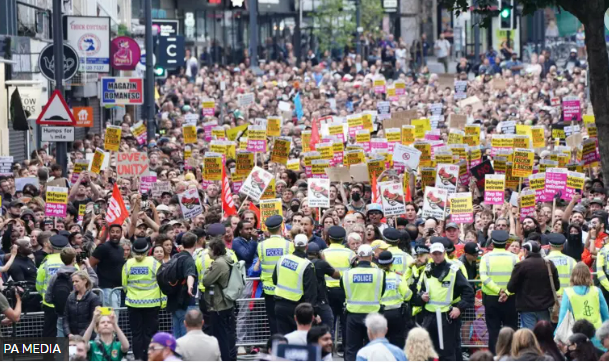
[[236, 151, 255, 176], [367, 158, 385, 182], [104, 125, 121, 151], [422, 187, 448, 219], [260, 199, 283, 232], [308, 179, 331, 208], [484, 174, 505, 205], [211, 126, 226, 140], [379, 182, 407, 216], [117, 152, 150, 177], [528, 173, 547, 202], [447, 129, 464, 145], [261, 178, 276, 200], [435, 164, 459, 192], [531, 126, 546, 148], [267, 117, 282, 137], [71, 159, 90, 183], [247, 125, 267, 153], [582, 138, 599, 165], [545, 168, 568, 201], [287, 159, 300, 171], [240, 166, 274, 201], [454, 80, 467, 99], [151, 181, 172, 197], [131, 121, 147, 145], [203, 153, 223, 181], [411, 119, 431, 139], [344, 149, 366, 167], [491, 135, 514, 156], [562, 96, 581, 121], [271, 137, 291, 164], [512, 148, 535, 177], [520, 189, 537, 221], [565, 171, 585, 201], [414, 141, 432, 167], [356, 130, 371, 152], [392, 144, 421, 172], [90, 148, 106, 174], [0, 156, 12, 176], [377, 101, 391, 120], [449, 193, 473, 224], [45, 186, 68, 218], [140, 171, 157, 194], [311, 159, 330, 179], [202, 99, 215, 117], [420, 168, 437, 191], [178, 188, 203, 218], [401, 125, 415, 146]]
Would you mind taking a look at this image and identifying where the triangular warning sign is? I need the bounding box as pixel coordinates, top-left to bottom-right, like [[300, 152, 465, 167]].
[[36, 90, 76, 126]]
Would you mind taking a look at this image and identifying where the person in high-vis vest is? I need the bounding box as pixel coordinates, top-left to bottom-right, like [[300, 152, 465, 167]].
[[377, 250, 413, 349], [412, 242, 474, 361], [322, 225, 355, 339], [36, 234, 75, 337], [258, 215, 294, 335], [341, 244, 386, 361], [122, 238, 162, 361], [273, 234, 318, 335], [545, 233, 576, 296], [409, 243, 431, 324], [559, 262, 609, 334], [382, 228, 414, 280], [480, 230, 518, 355]]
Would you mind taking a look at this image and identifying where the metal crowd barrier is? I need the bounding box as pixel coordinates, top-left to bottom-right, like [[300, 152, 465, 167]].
[[0, 278, 541, 350]]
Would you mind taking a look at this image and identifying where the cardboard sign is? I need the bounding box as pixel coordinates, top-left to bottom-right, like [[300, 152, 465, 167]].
[[89, 148, 106, 174], [325, 167, 351, 183], [308, 179, 331, 208], [183, 125, 197, 144], [435, 164, 459, 192], [178, 188, 203, 218], [379, 182, 407, 216], [512, 148, 534, 177], [545, 168, 568, 201], [203, 153, 223, 181], [267, 117, 282, 137], [447, 114, 467, 130], [151, 181, 172, 197], [458, 96, 483, 112], [484, 174, 505, 205], [449, 193, 473, 224], [260, 199, 283, 232], [528, 173, 546, 202], [240, 166, 274, 201], [491, 78, 507, 90], [271, 137, 291, 164], [117, 152, 149, 177], [104, 125, 121, 151], [247, 125, 267, 153], [437, 74, 455, 89], [45, 186, 68, 218], [383, 110, 417, 130], [422, 187, 448, 220]]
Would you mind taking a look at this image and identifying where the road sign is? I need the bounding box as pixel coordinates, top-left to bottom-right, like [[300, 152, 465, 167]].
[[157, 36, 185, 68], [64, 16, 111, 72], [36, 90, 76, 126], [41, 126, 75, 142], [100, 77, 144, 105], [37, 43, 80, 81]]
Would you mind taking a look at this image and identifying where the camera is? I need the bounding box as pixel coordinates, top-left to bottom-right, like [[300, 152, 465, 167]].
[[76, 251, 88, 264], [2, 280, 34, 307]]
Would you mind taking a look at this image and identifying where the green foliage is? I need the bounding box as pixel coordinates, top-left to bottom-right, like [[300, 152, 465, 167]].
[[312, 0, 356, 53], [361, 0, 384, 36], [118, 24, 130, 37]]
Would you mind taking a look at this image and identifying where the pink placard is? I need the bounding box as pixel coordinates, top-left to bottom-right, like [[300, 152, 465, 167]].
[[544, 169, 567, 201], [45, 203, 67, 218], [140, 173, 157, 193], [562, 98, 581, 121], [484, 190, 504, 205], [247, 139, 267, 153]]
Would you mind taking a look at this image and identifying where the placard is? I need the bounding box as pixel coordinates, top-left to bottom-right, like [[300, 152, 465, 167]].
[[356, 130, 371, 152], [240, 166, 274, 201], [271, 137, 291, 164], [44, 186, 68, 218], [377, 101, 391, 120], [183, 125, 197, 144], [308, 179, 330, 208], [131, 121, 147, 145], [449, 193, 473, 224], [512, 148, 535, 177], [454, 80, 467, 99], [401, 125, 415, 146], [392, 144, 421, 171], [203, 153, 223, 181], [238, 93, 255, 107], [140, 171, 157, 194], [178, 188, 203, 218], [565, 171, 585, 201], [520, 189, 537, 221], [267, 117, 282, 137], [151, 181, 172, 197], [422, 187, 448, 220], [89, 148, 106, 174], [71, 159, 90, 184], [582, 138, 599, 165], [260, 199, 283, 232], [411, 119, 431, 139], [247, 125, 267, 153], [545, 168, 568, 201], [202, 99, 215, 117], [16, 177, 39, 192], [0, 156, 13, 176], [117, 152, 149, 177], [435, 164, 459, 192], [562, 96, 581, 121], [104, 125, 121, 151], [484, 174, 505, 205], [379, 182, 406, 216]]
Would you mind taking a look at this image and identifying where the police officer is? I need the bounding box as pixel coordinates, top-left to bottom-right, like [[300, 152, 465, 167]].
[[545, 233, 576, 295], [383, 228, 414, 280], [322, 225, 355, 338], [410, 243, 431, 324], [306, 242, 340, 334], [195, 223, 238, 335], [341, 244, 386, 361], [412, 242, 474, 361], [378, 250, 413, 349], [122, 238, 162, 361], [273, 234, 317, 335], [36, 234, 75, 337], [480, 230, 519, 354], [258, 215, 294, 335]]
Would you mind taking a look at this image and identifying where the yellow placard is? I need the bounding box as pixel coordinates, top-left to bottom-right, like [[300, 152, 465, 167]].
[[183, 125, 197, 144], [311, 160, 330, 177], [184, 146, 193, 162], [316, 143, 333, 160], [583, 115, 595, 125], [356, 130, 371, 144], [521, 193, 536, 208], [494, 157, 507, 174], [236, 151, 254, 176], [512, 135, 531, 149], [385, 128, 401, 143], [261, 179, 276, 200], [227, 124, 248, 141], [464, 134, 480, 147], [531, 126, 546, 148], [348, 116, 363, 130], [104, 126, 121, 152], [506, 163, 521, 189], [78, 204, 86, 218], [587, 124, 598, 138], [287, 159, 300, 171], [386, 86, 396, 98], [210, 141, 227, 154], [401, 125, 415, 145], [203, 155, 223, 181], [411, 119, 431, 139], [448, 130, 464, 145], [271, 138, 291, 164], [465, 125, 480, 135], [485, 175, 506, 192], [512, 149, 534, 177], [345, 150, 365, 166], [435, 152, 454, 164], [302, 131, 312, 152], [47, 189, 68, 204], [212, 127, 226, 140], [552, 128, 566, 140], [469, 148, 482, 163], [420, 168, 436, 191], [90, 148, 105, 174], [516, 125, 532, 138], [414, 142, 432, 167], [260, 198, 283, 231], [367, 159, 385, 181], [362, 114, 374, 132], [267, 117, 282, 137], [329, 125, 344, 139]]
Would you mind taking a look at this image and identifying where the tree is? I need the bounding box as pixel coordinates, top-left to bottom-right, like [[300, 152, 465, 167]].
[[444, 0, 609, 178], [312, 0, 384, 54]]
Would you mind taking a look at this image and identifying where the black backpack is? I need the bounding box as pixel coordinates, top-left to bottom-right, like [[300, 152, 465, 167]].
[[156, 254, 186, 296], [52, 273, 73, 315]]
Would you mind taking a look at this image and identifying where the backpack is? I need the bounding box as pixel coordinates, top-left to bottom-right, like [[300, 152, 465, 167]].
[[156, 254, 186, 296], [222, 260, 246, 302], [52, 273, 73, 315]]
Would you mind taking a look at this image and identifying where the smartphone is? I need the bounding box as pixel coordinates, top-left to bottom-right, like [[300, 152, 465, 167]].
[[99, 307, 113, 316], [94, 204, 100, 215]]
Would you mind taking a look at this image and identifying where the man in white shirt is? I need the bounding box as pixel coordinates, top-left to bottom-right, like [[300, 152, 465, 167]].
[[176, 310, 221, 361], [284, 303, 315, 345], [434, 33, 452, 73]]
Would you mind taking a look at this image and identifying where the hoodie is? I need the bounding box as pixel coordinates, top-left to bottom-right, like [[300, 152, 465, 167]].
[[45, 265, 98, 307], [203, 254, 235, 312]]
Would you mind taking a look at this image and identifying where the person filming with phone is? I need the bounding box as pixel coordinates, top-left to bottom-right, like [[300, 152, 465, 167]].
[[83, 307, 130, 361]]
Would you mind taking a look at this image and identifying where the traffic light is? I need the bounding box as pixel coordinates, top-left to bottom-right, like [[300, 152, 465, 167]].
[[500, 0, 513, 30], [154, 65, 167, 78]]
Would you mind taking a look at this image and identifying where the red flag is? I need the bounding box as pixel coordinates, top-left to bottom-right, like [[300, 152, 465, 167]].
[[222, 167, 238, 217], [249, 202, 261, 229], [311, 118, 321, 149], [106, 184, 129, 227], [371, 173, 381, 204], [404, 183, 412, 202]]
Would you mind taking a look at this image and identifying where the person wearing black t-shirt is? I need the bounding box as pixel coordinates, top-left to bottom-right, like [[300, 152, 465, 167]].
[[90, 224, 126, 318], [306, 242, 339, 336], [8, 239, 40, 312]]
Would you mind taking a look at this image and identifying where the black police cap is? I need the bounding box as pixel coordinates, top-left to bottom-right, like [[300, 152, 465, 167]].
[[328, 226, 346, 241], [50, 235, 69, 249], [265, 215, 283, 230], [547, 233, 566, 246], [430, 236, 445, 245], [133, 238, 151, 253], [207, 223, 226, 237], [491, 230, 510, 245], [377, 250, 394, 265], [383, 228, 401, 243], [441, 238, 455, 253]]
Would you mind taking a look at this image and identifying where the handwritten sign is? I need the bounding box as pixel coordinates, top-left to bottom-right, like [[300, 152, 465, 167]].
[[117, 152, 149, 177]]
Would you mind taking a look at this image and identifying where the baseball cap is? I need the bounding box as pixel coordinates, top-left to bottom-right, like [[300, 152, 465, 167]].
[[370, 240, 389, 251], [357, 244, 374, 257], [523, 240, 541, 254], [464, 242, 481, 256], [151, 332, 178, 353], [445, 222, 458, 230], [156, 204, 170, 212], [430, 243, 445, 254], [294, 234, 309, 248]]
